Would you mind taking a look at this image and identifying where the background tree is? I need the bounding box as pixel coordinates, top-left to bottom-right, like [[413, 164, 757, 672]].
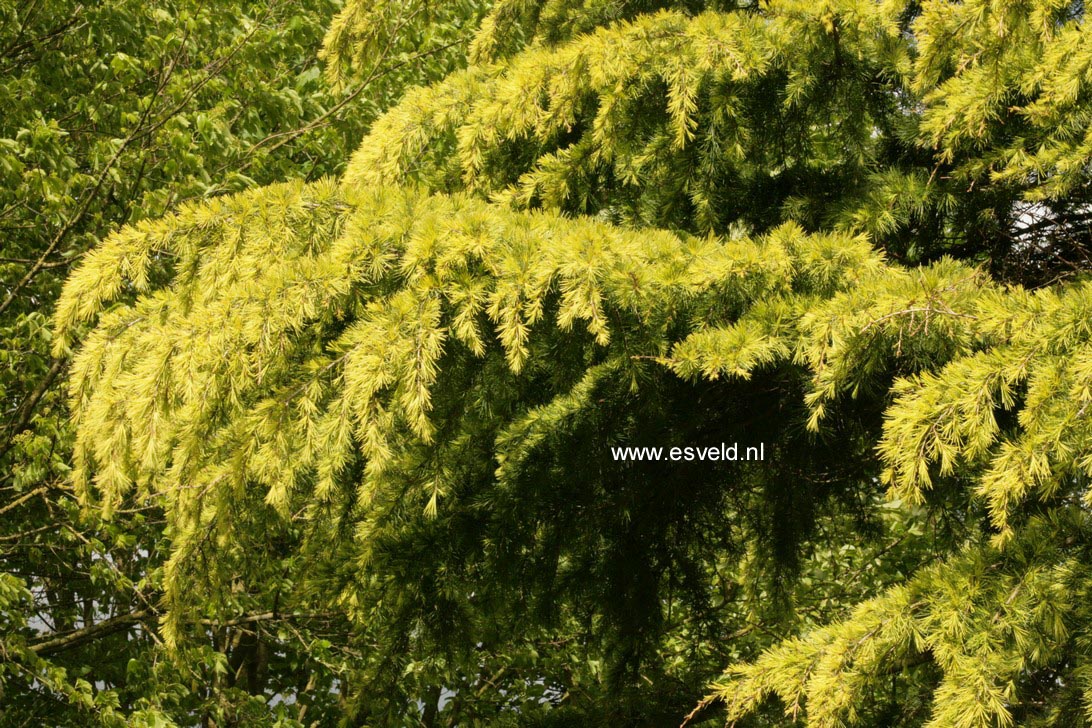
[[1, 0, 483, 724], [26, 0, 1092, 726]]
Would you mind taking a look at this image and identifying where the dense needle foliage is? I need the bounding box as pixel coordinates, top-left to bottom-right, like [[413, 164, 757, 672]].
[[9, 0, 1092, 725]]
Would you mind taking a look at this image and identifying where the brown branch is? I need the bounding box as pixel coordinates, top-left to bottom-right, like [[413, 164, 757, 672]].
[[0, 4, 84, 74], [27, 608, 332, 657], [224, 33, 468, 179], [197, 611, 329, 628], [29, 609, 151, 656], [0, 485, 47, 517], [0, 523, 58, 542], [858, 304, 978, 334], [680, 694, 718, 728], [123, 6, 275, 149], [0, 356, 66, 462], [0, 257, 70, 266]]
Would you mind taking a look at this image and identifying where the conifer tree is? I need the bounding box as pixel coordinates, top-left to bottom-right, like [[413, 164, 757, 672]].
[[48, 0, 1092, 725]]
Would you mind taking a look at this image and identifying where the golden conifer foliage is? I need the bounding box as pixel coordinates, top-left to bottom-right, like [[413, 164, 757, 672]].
[[320, 0, 487, 89], [56, 180, 880, 517], [55, 180, 887, 648], [53, 0, 1092, 722]]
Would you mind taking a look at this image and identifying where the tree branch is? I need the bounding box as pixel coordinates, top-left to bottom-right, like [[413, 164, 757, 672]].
[[0, 356, 66, 462], [27, 608, 333, 657], [29, 609, 150, 657]]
